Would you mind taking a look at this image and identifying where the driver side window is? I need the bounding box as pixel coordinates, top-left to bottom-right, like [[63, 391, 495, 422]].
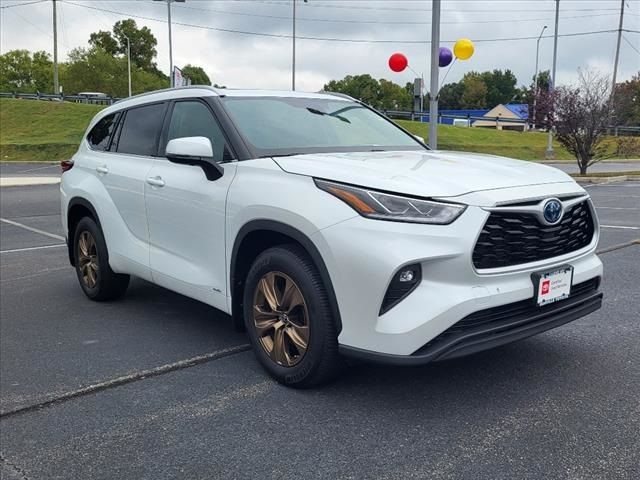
[[166, 101, 232, 162]]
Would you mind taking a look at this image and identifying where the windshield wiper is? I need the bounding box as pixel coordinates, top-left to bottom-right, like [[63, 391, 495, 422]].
[[306, 107, 351, 124], [260, 153, 305, 158]]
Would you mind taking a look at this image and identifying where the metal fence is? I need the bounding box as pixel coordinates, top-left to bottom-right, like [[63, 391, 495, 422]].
[[0, 91, 122, 105]]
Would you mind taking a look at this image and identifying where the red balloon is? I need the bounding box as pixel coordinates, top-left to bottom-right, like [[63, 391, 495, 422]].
[[388, 53, 408, 72]]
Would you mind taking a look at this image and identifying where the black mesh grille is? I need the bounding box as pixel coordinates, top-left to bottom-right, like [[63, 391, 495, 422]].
[[473, 200, 595, 269]]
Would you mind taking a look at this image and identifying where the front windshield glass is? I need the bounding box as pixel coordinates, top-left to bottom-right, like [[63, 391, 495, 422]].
[[221, 96, 425, 157]]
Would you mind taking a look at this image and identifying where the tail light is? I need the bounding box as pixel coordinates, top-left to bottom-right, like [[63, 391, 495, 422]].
[[60, 160, 74, 173]]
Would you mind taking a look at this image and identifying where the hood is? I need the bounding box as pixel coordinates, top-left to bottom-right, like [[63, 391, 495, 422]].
[[273, 150, 574, 199]]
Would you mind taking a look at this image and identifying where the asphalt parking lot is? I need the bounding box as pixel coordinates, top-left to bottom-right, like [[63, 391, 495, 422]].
[[1, 175, 639, 479]]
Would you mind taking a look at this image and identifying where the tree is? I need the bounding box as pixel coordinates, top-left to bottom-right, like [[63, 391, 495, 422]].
[[460, 73, 487, 108], [89, 19, 158, 72], [323, 74, 411, 110], [438, 82, 464, 110], [551, 70, 614, 174], [181, 65, 211, 85], [613, 73, 640, 126], [0, 50, 53, 93], [481, 69, 519, 106]]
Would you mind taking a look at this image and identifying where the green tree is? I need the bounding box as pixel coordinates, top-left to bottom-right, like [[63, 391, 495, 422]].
[[323, 74, 411, 110], [88, 19, 158, 72], [181, 65, 211, 85], [614, 73, 640, 126], [460, 73, 487, 108], [481, 69, 519, 106], [438, 82, 464, 110], [0, 50, 53, 93]]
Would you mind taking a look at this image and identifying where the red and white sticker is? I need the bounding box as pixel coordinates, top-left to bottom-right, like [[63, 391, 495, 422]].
[[536, 267, 572, 306]]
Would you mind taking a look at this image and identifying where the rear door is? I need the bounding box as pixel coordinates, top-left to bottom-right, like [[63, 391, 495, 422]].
[[99, 102, 167, 277], [144, 99, 237, 311]]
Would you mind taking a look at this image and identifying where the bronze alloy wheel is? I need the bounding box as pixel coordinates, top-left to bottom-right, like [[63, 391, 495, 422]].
[[252, 271, 310, 367], [77, 230, 99, 289]]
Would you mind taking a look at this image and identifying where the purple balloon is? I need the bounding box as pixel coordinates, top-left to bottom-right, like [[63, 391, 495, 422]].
[[439, 47, 453, 67]]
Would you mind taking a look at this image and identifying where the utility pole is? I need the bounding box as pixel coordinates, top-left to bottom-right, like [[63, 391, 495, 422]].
[[52, 0, 59, 95], [611, 0, 625, 100], [532, 25, 547, 130], [124, 35, 132, 97], [154, 0, 184, 87], [429, 0, 441, 149], [292, 0, 296, 90], [545, 0, 560, 159]]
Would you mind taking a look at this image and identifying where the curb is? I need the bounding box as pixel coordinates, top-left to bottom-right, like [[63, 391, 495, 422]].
[[574, 175, 640, 184], [0, 177, 60, 187]]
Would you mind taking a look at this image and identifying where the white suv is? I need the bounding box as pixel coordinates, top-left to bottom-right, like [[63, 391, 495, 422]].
[[61, 87, 603, 387]]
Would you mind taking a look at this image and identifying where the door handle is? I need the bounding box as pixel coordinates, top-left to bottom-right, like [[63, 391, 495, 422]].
[[146, 176, 165, 187], [96, 165, 109, 174]]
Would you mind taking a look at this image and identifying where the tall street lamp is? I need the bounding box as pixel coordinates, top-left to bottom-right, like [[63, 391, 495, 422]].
[[546, 0, 560, 159], [123, 34, 132, 97], [532, 25, 547, 130], [292, 0, 308, 91], [154, 0, 185, 87]]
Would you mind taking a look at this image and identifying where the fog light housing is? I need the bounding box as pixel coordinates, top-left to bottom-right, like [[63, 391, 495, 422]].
[[380, 264, 422, 315]]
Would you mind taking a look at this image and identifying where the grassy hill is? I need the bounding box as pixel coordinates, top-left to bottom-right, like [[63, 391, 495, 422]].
[[0, 97, 582, 162], [0, 98, 103, 161]]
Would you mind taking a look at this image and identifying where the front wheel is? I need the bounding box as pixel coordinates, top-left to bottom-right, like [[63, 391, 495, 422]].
[[73, 217, 129, 301], [243, 245, 341, 388]]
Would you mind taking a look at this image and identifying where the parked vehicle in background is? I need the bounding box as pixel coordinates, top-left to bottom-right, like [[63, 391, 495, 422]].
[[60, 86, 603, 387]]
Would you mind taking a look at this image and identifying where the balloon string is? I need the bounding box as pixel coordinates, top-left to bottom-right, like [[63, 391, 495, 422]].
[[438, 58, 457, 96]]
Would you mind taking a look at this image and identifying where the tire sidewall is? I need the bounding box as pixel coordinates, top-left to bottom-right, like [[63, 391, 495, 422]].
[[243, 247, 332, 386]]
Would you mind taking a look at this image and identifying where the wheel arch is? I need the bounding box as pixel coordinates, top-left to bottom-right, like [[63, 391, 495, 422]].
[[230, 220, 342, 334], [66, 197, 101, 266]]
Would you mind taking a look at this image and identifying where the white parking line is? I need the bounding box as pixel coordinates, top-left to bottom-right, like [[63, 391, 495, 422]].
[[0, 244, 66, 254], [600, 225, 640, 230], [0, 218, 65, 241], [596, 206, 640, 210]]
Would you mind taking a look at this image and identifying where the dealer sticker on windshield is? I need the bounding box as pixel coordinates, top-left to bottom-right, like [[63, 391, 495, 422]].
[[533, 265, 573, 307]]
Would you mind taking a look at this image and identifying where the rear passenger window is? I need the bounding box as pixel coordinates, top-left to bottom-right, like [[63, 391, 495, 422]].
[[116, 103, 166, 156], [166, 101, 233, 162], [87, 113, 119, 151]]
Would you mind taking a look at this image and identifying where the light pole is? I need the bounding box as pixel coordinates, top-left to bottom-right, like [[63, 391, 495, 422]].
[[154, 0, 185, 87], [52, 0, 59, 95], [123, 35, 132, 97], [546, 0, 560, 159], [532, 25, 547, 130], [429, 0, 441, 149], [292, 0, 307, 91]]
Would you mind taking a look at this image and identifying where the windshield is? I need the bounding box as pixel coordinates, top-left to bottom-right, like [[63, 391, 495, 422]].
[[221, 96, 426, 157]]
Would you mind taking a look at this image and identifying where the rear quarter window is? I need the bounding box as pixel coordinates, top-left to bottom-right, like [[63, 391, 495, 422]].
[[87, 113, 119, 151]]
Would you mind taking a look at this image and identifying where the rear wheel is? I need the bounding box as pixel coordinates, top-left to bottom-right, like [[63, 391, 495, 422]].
[[243, 245, 341, 387], [73, 217, 129, 301]]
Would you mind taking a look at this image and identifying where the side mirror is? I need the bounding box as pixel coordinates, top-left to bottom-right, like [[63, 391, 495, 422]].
[[165, 136, 223, 181], [413, 134, 425, 144]]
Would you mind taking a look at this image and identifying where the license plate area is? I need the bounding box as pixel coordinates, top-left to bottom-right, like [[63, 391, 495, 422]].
[[532, 265, 573, 307]]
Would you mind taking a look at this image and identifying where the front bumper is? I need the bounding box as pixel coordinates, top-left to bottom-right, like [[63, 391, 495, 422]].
[[314, 194, 603, 357], [339, 278, 602, 365]]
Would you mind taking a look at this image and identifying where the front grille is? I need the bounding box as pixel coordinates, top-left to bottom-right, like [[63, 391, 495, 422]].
[[473, 200, 595, 269]]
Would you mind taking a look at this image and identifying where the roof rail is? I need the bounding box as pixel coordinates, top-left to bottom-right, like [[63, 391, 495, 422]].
[[113, 85, 218, 104], [318, 91, 357, 102]]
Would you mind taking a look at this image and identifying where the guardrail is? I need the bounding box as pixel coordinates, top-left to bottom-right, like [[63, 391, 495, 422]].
[[0, 92, 122, 105]]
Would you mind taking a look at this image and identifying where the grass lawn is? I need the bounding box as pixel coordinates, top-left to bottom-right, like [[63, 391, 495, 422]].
[[397, 120, 576, 161], [0, 98, 104, 161]]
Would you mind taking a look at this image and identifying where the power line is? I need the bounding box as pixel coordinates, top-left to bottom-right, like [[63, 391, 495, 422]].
[[0, 0, 47, 9], [623, 34, 640, 55], [61, 1, 623, 45], [167, 2, 620, 26]]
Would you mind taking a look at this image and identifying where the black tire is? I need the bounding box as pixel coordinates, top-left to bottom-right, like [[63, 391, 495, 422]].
[[243, 244, 341, 388], [73, 216, 129, 301]]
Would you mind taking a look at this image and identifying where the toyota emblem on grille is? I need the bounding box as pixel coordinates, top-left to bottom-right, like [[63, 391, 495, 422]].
[[543, 198, 563, 225]]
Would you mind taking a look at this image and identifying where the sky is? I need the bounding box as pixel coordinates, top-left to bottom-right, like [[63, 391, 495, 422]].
[[0, 0, 638, 93]]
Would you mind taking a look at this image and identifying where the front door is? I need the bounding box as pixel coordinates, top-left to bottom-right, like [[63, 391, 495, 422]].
[[144, 99, 237, 311]]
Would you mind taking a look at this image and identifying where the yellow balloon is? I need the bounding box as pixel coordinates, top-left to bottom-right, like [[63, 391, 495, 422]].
[[453, 38, 475, 60]]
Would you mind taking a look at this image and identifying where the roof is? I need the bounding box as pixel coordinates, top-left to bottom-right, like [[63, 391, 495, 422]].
[[504, 103, 529, 119]]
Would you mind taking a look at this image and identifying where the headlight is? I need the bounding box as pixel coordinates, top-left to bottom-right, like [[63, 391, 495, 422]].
[[315, 179, 466, 225]]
